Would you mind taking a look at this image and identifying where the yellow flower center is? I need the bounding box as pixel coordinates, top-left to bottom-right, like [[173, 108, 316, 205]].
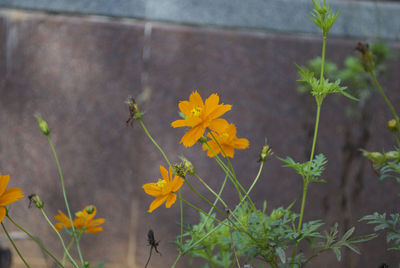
[[75, 211, 84, 218], [221, 133, 229, 138], [190, 107, 202, 117], [156, 179, 167, 189]]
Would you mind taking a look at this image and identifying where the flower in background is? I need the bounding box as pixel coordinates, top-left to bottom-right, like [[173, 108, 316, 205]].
[[143, 166, 184, 213], [0, 173, 24, 222], [202, 123, 249, 158], [171, 91, 231, 147], [54, 205, 105, 234]]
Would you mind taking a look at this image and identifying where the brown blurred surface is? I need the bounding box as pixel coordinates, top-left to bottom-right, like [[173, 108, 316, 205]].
[[0, 9, 399, 268]]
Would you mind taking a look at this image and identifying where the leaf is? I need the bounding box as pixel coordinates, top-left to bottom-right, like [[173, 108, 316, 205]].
[[276, 247, 286, 263]]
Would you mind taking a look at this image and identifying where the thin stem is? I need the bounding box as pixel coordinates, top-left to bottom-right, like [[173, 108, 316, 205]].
[[40, 208, 79, 268], [320, 35, 327, 82], [47, 137, 84, 265], [1, 222, 30, 268], [62, 239, 75, 266], [7, 215, 64, 268], [193, 173, 229, 209], [139, 119, 172, 167], [242, 161, 264, 203]]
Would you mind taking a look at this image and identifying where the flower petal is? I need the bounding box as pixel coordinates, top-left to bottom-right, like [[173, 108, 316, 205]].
[[0, 207, 6, 223], [204, 94, 220, 116], [178, 101, 193, 117], [203, 140, 220, 158], [165, 193, 177, 208], [180, 125, 205, 147], [171, 176, 184, 192], [0, 187, 24, 206], [143, 183, 162, 197], [208, 104, 232, 120], [148, 195, 169, 213], [160, 166, 169, 182], [189, 91, 204, 108], [171, 117, 203, 128], [222, 145, 234, 158], [208, 119, 229, 134], [0, 175, 10, 196], [233, 138, 250, 149]]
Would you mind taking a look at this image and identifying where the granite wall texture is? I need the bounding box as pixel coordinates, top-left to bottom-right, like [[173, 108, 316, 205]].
[[0, 8, 399, 268]]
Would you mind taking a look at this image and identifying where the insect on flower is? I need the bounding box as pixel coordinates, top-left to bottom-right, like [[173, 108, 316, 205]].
[[145, 229, 161, 268]]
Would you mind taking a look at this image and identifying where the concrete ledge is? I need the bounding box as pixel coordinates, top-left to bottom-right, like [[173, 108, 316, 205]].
[[0, 0, 399, 40]]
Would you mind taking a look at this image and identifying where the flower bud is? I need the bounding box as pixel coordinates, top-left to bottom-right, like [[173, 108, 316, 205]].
[[387, 119, 398, 132], [173, 164, 186, 178], [179, 156, 195, 175], [270, 208, 284, 220], [356, 42, 374, 73], [85, 205, 95, 214], [34, 114, 50, 136], [258, 139, 273, 162], [361, 150, 386, 166], [125, 96, 143, 126], [384, 151, 400, 162], [28, 194, 44, 209], [198, 136, 207, 144]]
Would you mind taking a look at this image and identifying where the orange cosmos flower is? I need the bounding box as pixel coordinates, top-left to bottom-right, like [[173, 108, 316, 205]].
[[0, 173, 24, 222], [54, 205, 105, 234], [202, 123, 249, 158], [142, 166, 184, 213], [171, 91, 232, 147]]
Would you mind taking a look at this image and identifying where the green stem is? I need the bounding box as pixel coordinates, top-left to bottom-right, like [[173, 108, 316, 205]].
[[1, 222, 30, 268], [40, 208, 79, 268], [178, 190, 183, 252], [139, 119, 172, 167], [62, 239, 75, 266], [320, 35, 327, 83], [369, 71, 400, 147], [193, 173, 229, 209], [241, 161, 264, 203], [47, 137, 84, 265], [6, 215, 64, 268]]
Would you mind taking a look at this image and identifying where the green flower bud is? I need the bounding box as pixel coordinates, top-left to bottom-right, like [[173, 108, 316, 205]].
[[258, 139, 273, 162], [180, 156, 195, 175], [356, 42, 374, 72], [29, 194, 44, 209], [361, 150, 385, 166], [34, 114, 50, 136], [173, 164, 186, 178], [125, 96, 143, 126], [387, 119, 398, 132], [198, 136, 207, 144], [270, 208, 284, 220], [384, 151, 400, 162]]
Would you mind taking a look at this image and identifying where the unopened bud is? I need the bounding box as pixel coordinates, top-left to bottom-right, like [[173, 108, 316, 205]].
[[85, 205, 95, 214], [270, 208, 284, 220], [356, 42, 374, 72], [34, 114, 50, 136], [173, 164, 186, 178], [84, 261, 90, 268], [258, 139, 273, 162], [180, 156, 195, 175], [387, 119, 398, 132], [361, 150, 385, 166], [125, 96, 143, 126], [198, 136, 207, 144], [384, 151, 400, 162], [28, 194, 44, 209]]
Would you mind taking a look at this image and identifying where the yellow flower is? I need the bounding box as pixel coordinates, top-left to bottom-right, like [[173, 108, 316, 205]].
[[142, 166, 184, 213], [202, 123, 249, 158], [171, 91, 232, 147], [54, 206, 105, 234], [0, 173, 24, 222]]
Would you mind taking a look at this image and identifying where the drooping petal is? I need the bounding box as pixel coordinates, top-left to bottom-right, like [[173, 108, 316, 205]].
[[143, 183, 162, 197], [226, 123, 237, 137], [0, 187, 24, 206], [165, 193, 177, 208], [204, 94, 220, 116], [85, 226, 103, 234], [171, 176, 184, 192], [233, 138, 250, 149], [180, 125, 206, 147], [54, 210, 72, 231], [148, 195, 169, 213], [0, 207, 6, 223], [160, 166, 169, 182], [189, 91, 204, 108], [168, 166, 174, 181], [207, 104, 232, 120], [208, 119, 229, 134], [178, 101, 193, 117], [202, 140, 221, 158], [0, 175, 10, 196]]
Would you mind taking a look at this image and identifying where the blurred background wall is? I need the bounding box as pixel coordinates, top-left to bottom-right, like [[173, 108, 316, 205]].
[[0, 0, 399, 267]]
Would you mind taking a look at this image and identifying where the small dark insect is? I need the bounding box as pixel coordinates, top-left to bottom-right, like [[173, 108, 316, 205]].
[[126, 97, 138, 127], [378, 263, 389, 268], [145, 229, 161, 268], [28, 194, 36, 208]]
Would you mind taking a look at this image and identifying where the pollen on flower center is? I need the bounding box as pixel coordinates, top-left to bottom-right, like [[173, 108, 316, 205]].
[[156, 179, 167, 189], [190, 107, 202, 117], [222, 133, 230, 138]]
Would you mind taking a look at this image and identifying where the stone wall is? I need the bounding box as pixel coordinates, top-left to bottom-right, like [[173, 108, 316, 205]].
[[0, 2, 399, 268]]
